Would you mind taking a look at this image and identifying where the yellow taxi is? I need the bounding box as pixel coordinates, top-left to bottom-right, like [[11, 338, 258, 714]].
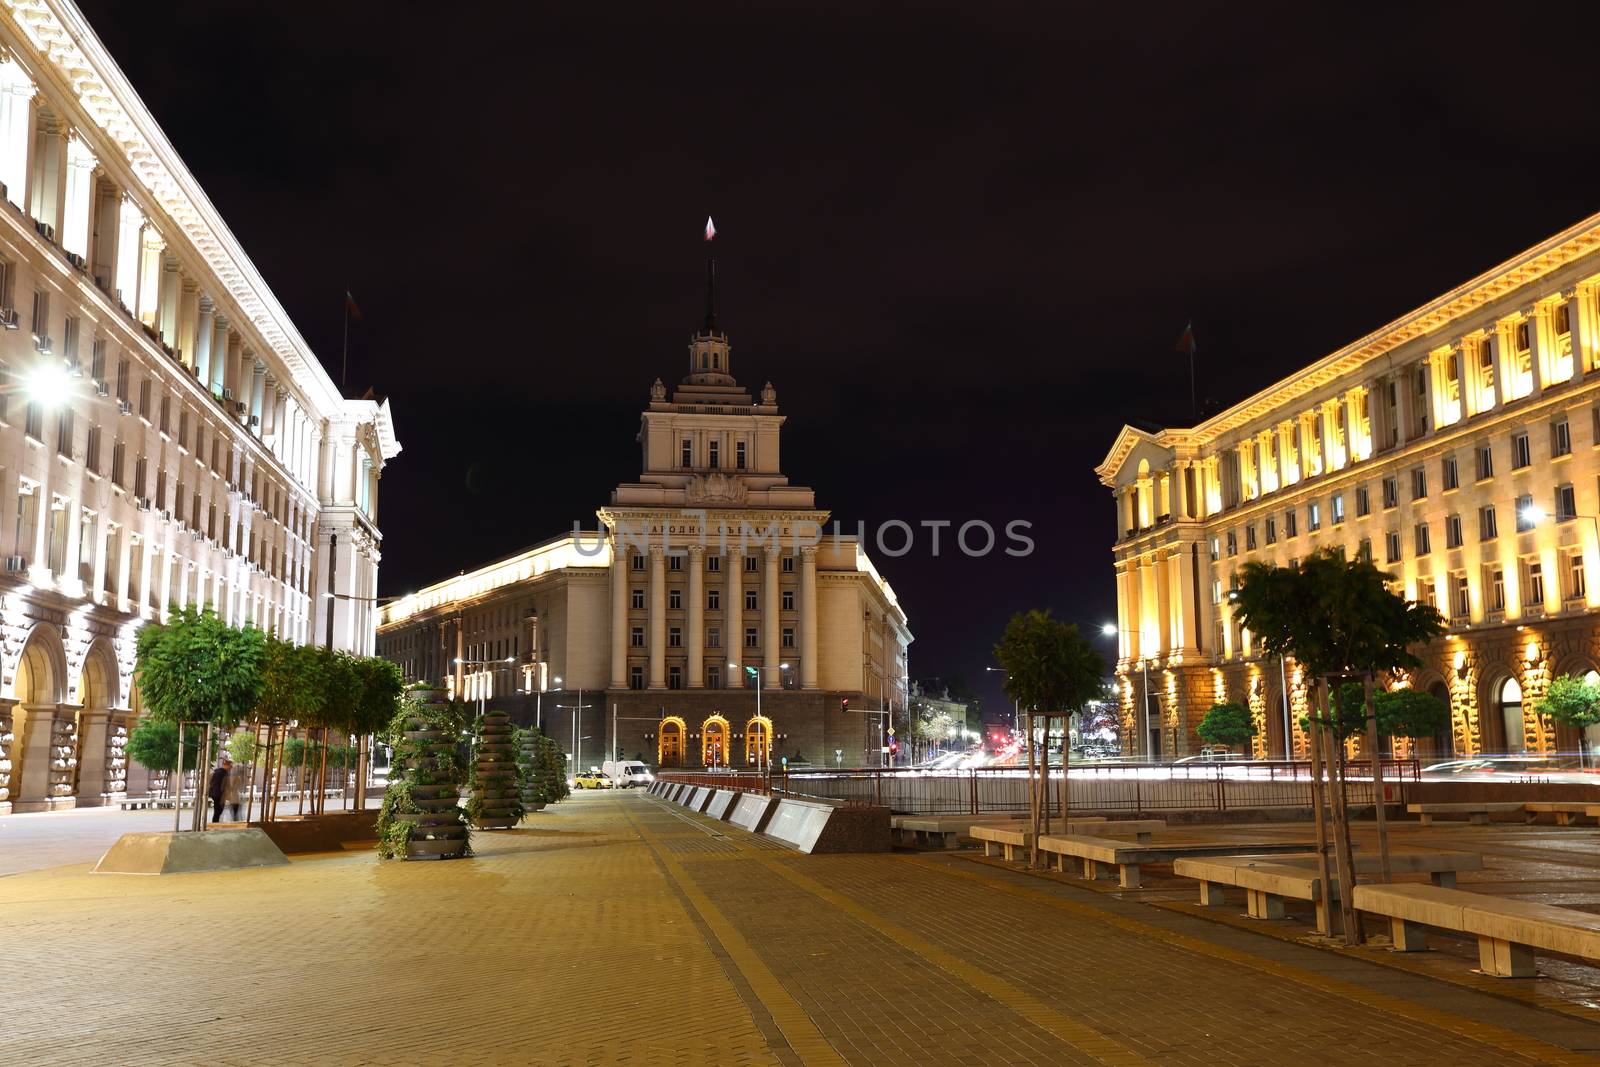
[[573, 769, 613, 790]]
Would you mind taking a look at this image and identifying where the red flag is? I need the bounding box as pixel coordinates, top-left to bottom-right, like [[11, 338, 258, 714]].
[[704, 216, 716, 241], [1174, 321, 1195, 355], [345, 291, 363, 322]]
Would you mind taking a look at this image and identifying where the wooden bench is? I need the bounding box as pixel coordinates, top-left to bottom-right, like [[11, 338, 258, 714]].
[[1037, 834, 1313, 889], [1523, 801, 1600, 827], [890, 815, 1067, 849], [969, 819, 1164, 860], [1352, 882, 1600, 977], [1407, 802, 1526, 825], [1177, 850, 1482, 934]]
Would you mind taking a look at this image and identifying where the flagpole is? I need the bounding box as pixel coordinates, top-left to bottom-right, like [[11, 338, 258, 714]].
[[341, 288, 350, 396], [1190, 346, 1196, 421]]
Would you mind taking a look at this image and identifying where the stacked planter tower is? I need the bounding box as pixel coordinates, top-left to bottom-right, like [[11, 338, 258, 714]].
[[376, 687, 470, 860], [468, 711, 523, 829]]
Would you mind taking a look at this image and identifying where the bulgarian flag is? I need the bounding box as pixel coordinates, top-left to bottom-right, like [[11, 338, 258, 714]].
[[1174, 321, 1195, 356], [704, 216, 716, 241]]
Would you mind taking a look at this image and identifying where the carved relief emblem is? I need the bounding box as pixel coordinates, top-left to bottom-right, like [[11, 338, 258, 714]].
[[685, 472, 749, 505]]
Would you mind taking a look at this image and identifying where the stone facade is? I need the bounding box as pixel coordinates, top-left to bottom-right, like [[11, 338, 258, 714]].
[[0, 2, 402, 812], [378, 259, 910, 769], [1098, 211, 1600, 760]]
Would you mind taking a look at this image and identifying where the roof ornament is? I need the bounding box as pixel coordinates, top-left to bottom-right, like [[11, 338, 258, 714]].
[[650, 377, 667, 402], [761, 381, 777, 407]]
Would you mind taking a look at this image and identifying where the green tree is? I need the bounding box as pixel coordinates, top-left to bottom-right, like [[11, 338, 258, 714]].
[[255, 637, 325, 725], [1232, 548, 1445, 934], [135, 606, 266, 728], [1375, 688, 1450, 740], [993, 609, 1106, 853], [1196, 701, 1256, 751], [225, 731, 258, 766], [126, 718, 201, 773], [1536, 674, 1600, 731]]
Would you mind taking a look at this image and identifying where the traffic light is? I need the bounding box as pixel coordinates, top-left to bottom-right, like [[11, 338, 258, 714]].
[[888, 738, 900, 756], [840, 697, 849, 714]]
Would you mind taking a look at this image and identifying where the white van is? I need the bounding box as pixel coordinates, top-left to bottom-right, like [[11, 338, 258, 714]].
[[603, 759, 653, 788]]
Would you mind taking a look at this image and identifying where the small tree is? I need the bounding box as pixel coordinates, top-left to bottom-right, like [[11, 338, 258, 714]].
[[1375, 688, 1449, 741], [1536, 674, 1600, 731], [993, 609, 1105, 858], [126, 719, 201, 774], [1196, 701, 1255, 751], [135, 606, 266, 728]]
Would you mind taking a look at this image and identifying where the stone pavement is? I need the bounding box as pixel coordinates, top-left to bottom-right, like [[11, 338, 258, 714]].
[[3, 791, 1599, 1065]]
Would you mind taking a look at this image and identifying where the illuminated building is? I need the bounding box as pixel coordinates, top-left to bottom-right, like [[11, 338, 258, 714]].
[[1097, 212, 1600, 761], [0, 1, 402, 813], [377, 264, 910, 769]]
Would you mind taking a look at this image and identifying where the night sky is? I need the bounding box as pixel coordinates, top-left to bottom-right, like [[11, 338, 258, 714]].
[[77, 1, 1600, 718]]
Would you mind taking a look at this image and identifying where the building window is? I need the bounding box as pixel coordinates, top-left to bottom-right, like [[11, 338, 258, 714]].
[[630, 626, 645, 648], [631, 588, 645, 609], [629, 666, 644, 690], [1355, 486, 1370, 516], [1357, 538, 1372, 564], [1414, 522, 1431, 556], [781, 589, 795, 610], [1451, 572, 1470, 618], [1446, 513, 1462, 548], [708, 440, 720, 469], [1514, 494, 1535, 532], [1411, 467, 1427, 500], [668, 589, 682, 610], [1381, 476, 1398, 509], [31, 288, 47, 339], [1558, 484, 1577, 521], [1209, 537, 1220, 561], [668, 666, 682, 689], [707, 627, 721, 648], [708, 589, 720, 611], [1417, 577, 1435, 611], [1442, 455, 1459, 491], [56, 407, 73, 458], [111, 441, 125, 487], [707, 555, 721, 572], [706, 665, 721, 689], [1284, 509, 1298, 538], [1486, 566, 1505, 613], [1385, 531, 1401, 564], [1553, 420, 1572, 458], [631, 553, 645, 571], [736, 441, 747, 470], [782, 627, 795, 648], [744, 627, 758, 648], [744, 589, 758, 611], [781, 555, 794, 573], [1476, 443, 1494, 480], [668, 627, 681, 648], [1264, 516, 1277, 544], [1308, 502, 1321, 531], [744, 555, 758, 572], [1525, 559, 1545, 607], [681, 438, 692, 468], [1330, 494, 1344, 524], [669, 554, 682, 571], [1567, 551, 1587, 601], [1479, 506, 1498, 541], [1226, 530, 1238, 556], [24, 399, 41, 440], [1511, 431, 1531, 469]]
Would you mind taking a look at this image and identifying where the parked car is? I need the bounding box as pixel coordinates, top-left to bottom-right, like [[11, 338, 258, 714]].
[[573, 769, 612, 789], [603, 760, 653, 788]]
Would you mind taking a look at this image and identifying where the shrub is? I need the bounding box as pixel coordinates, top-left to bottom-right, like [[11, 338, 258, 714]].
[[1196, 701, 1255, 750]]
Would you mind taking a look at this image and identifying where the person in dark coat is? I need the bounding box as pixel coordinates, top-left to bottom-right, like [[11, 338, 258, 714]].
[[207, 757, 232, 823]]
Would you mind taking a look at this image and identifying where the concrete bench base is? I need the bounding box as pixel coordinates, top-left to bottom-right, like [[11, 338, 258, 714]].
[[1407, 802, 1525, 825]]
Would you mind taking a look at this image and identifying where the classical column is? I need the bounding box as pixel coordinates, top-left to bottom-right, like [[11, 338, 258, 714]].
[[61, 500, 84, 597], [12, 704, 68, 812], [763, 547, 781, 687], [1124, 558, 1142, 660], [648, 544, 665, 689], [799, 546, 818, 689], [610, 539, 628, 688], [1565, 288, 1592, 375], [211, 320, 229, 396], [1154, 549, 1172, 656], [76, 708, 110, 806], [686, 544, 705, 687], [725, 549, 742, 687], [1523, 307, 1544, 396], [1486, 326, 1507, 408], [194, 298, 214, 389]]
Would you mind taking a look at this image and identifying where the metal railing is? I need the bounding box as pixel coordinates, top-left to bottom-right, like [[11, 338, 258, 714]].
[[750, 759, 1418, 815]]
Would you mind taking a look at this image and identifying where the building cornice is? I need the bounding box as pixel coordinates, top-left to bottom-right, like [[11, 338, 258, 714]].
[[5, 0, 345, 416]]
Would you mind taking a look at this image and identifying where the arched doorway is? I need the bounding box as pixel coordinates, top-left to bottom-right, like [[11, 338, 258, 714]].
[[701, 715, 729, 768], [744, 715, 772, 766], [1498, 677, 1525, 754], [1426, 681, 1452, 759], [657, 716, 686, 768], [74, 639, 124, 804], [11, 625, 68, 811], [1585, 671, 1600, 764]]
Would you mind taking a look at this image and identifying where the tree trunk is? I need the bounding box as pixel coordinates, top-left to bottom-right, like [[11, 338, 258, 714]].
[[1306, 684, 1335, 934], [1364, 676, 1391, 883], [1025, 712, 1039, 867], [1060, 711, 1071, 822], [1327, 694, 1361, 945]]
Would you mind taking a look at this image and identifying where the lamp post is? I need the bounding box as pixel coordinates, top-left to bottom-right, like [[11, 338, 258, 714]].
[[453, 655, 516, 735], [730, 661, 788, 778], [984, 666, 1018, 733], [1099, 624, 1161, 760], [555, 696, 594, 783]]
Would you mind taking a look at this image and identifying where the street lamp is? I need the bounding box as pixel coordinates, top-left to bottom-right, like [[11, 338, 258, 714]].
[[454, 656, 515, 735], [555, 696, 595, 783], [984, 666, 1018, 732], [730, 661, 788, 777], [1099, 623, 1162, 761], [25, 361, 72, 408]]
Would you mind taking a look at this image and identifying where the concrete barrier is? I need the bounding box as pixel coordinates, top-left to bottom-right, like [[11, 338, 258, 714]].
[[688, 786, 715, 812], [94, 829, 291, 875], [761, 798, 891, 854], [729, 793, 779, 833], [706, 789, 739, 820]]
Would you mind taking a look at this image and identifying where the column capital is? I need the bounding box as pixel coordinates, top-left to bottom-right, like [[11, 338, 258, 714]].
[[687, 543, 706, 556], [647, 543, 665, 557], [799, 545, 817, 558], [763, 544, 780, 559]]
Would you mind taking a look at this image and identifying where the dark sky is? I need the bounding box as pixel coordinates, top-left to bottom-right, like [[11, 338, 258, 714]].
[[77, 0, 1600, 718]]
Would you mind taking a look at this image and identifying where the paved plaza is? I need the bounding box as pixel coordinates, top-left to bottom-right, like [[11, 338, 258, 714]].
[[5, 793, 1600, 1065]]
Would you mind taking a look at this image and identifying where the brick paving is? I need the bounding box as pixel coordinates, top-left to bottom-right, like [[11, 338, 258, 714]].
[[2, 791, 1599, 1065]]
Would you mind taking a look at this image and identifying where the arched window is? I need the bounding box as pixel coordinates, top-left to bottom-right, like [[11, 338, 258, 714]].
[[1427, 681, 1452, 758], [712, 352, 720, 370], [1499, 677, 1524, 754], [700, 353, 708, 370]]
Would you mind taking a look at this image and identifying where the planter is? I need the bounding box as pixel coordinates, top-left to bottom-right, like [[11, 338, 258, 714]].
[[470, 712, 523, 830], [377, 697, 471, 861]]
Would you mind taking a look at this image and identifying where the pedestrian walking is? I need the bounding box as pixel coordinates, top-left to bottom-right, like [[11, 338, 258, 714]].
[[207, 756, 232, 824], [225, 758, 248, 821]]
